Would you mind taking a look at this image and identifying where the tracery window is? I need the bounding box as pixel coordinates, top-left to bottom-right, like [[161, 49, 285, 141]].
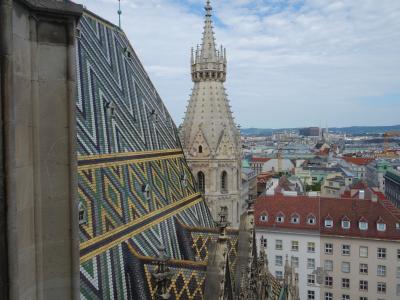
[[198, 171, 205, 193]]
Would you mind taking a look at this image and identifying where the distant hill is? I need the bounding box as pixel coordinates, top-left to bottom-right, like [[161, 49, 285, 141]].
[[241, 125, 400, 136]]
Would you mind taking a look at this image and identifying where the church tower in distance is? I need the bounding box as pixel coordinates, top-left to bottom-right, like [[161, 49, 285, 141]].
[[180, 0, 242, 227]]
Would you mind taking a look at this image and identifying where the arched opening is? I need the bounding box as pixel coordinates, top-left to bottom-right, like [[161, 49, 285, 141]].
[[198, 145, 203, 154], [197, 171, 205, 193], [221, 171, 228, 193]]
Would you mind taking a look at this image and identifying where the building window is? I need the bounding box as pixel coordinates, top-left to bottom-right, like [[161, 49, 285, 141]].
[[307, 290, 315, 300], [325, 243, 333, 254], [359, 263, 368, 274], [325, 292, 333, 300], [342, 278, 350, 289], [341, 294, 350, 300], [291, 214, 300, 224], [342, 220, 351, 229], [291, 256, 299, 268], [291, 241, 299, 252], [260, 237, 267, 248], [275, 255, 283, 266], [398, 249, 400, 260], [275, 271, 283, 280], [359, 221, 368, 230], [359, 297, 368, 300], [221, 171, 228, 192], [377, 222, 386, 231], [359, 246, 368, 258], [377, 282, 386, 294], [197, 171, 205, 193], [359, 280, 368, 291], [377, 248, 386, 259], [275, 240, 283, 250], [325, 260, 333, 271], [307, 274, 315, 285], [325, 276, 333, 287], [307, 214, 316, 225], [78, 202, 87, 225], [397, 266, 400, 278], [325, 218, 333, 228], [307, 258, 315, 269], [276, 213, 284, 223], [198, 145, 203, 153], [341, 262, 350, 273], [377, 265, 386, 277], [307, 242, 315, 253], [260, 214, 268, 222], [342, 245, 350, 256], [397, 284, 400, 296]]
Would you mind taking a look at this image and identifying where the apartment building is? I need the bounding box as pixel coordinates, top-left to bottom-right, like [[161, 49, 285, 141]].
[[320, 198, 400, 300], [255, 195, 321, 300], [255, 194, 400, 300]]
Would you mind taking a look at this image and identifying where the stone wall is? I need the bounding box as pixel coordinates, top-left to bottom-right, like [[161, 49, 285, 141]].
[[0, 0, 82, 298]]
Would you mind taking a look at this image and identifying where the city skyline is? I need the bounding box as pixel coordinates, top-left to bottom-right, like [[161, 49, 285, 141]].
[[79, 0, 400, 128]]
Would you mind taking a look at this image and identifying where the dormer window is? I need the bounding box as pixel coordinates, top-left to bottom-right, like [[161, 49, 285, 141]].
[[198, 145, 203, 154], [325, 218, 333, 228], [342, 219, 351, 229], [181, 173, 188, 188], [291, 214, 300, 224], [142, 184, 151, 200], [260, 213, 268, 222], [377, 223, 386, 232], [307, 214, 316, 225], [276, 213, 284, 223], [78, 202, 87, 225], [359, 221, 368, 231]]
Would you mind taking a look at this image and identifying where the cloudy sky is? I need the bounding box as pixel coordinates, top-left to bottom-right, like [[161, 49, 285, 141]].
[[78, 0, 400, 128]]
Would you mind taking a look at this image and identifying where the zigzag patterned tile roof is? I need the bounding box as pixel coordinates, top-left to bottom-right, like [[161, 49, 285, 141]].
[[77, 11, 215, 299]]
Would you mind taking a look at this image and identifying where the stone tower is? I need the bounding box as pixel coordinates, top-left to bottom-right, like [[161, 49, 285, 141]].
[[180, 0, 242, 227]]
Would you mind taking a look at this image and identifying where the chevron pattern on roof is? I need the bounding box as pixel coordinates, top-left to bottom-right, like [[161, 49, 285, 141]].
[[77, 11, 214, 299]]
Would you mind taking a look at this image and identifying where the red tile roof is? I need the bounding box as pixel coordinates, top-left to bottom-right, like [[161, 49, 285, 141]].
[[255, 195, 400, 240], [251, 157, 271, 163], [342, 157, 374, 165]]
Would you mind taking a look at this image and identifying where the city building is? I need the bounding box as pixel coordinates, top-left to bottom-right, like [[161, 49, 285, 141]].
[[255, 196, 322, 300], [255, 194, 400, 300], [366, 160, 393, 192], [339, 157, 375, 180], [250, 156, 271, 174], [179, 0, 243, 226], [385, 169, 400, 208], [300, 127, 321, 137], [321, 174, 346, 198]]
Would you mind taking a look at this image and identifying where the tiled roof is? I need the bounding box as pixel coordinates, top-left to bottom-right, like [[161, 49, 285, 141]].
[[255, 195, 320, 231], [342, 157, 375, 165], [255, 195, 400, 240], [251, 157, 271, 163]]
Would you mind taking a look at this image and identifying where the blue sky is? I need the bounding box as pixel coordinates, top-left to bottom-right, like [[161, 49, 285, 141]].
[[78, 0, 400, 128]]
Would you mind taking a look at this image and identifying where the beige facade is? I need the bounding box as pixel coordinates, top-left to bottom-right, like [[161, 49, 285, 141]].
[[180, 1, 242, 227], [320, 236, 400, 300]]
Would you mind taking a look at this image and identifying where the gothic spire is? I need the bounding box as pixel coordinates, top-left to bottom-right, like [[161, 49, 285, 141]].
[[200, 0, 217, 61]]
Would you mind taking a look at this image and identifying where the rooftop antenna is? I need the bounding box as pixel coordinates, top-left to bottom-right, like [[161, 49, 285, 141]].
[[117, 0, 122, 28]]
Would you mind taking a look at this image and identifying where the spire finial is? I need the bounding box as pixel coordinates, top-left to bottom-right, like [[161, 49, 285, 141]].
[[117, 0, 122, 28], [205, 0, 212, 17]]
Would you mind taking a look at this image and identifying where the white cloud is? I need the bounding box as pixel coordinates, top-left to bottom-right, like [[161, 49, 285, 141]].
[[77, 0, 400, 128]]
